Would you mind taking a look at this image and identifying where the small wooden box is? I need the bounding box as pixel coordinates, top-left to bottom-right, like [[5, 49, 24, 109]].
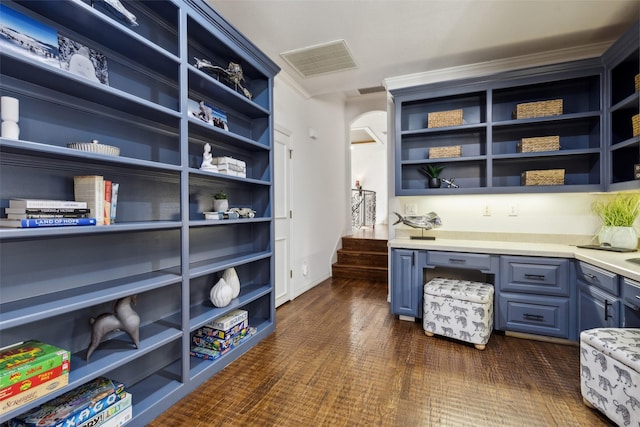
[[427, 109, 463, 128], [633, 114, 639, 137], [521, 169, 565, 186], [513, 99, 563, 119], [429, 145, 461, 158], [517, 136, 560, 153]]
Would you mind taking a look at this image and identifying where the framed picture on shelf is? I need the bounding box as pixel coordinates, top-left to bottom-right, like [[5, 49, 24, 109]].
[[0, 4, 60, 67], [58, 35, 109, 85], [188, 98, 229, 131]]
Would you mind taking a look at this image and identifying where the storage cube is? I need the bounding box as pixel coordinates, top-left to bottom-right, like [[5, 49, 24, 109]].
[[423, 278, 494, 350], [427, 109, 463, 128], [521, 169, 565, 186], [429, 145, 462, 159], [580, 328, 640, 426]]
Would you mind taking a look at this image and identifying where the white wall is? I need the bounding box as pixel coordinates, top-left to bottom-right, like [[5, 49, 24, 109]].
[[273, 77, 347, 298]]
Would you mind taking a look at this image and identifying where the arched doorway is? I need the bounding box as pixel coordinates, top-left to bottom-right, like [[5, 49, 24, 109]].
[[349, 110, 388, 230]]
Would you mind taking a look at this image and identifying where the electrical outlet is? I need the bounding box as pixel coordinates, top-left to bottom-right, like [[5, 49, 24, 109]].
[[508, 203, 518, 216], [405, 203, 418, 215], [482, 204, 491, 216]]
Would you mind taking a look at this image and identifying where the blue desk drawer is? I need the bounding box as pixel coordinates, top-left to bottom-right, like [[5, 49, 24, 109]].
[[427, 251, 493, 271], [623, 278, 640, 310], [501, 256, 570, 296], [499, 293, 570, 339], [576, 261, 619, 296]]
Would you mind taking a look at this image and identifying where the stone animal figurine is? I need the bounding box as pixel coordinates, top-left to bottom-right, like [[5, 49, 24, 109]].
[[86, 295, 140, 361]]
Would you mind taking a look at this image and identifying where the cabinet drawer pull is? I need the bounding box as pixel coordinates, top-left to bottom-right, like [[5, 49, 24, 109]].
[[449, 258, 467, 264], [523, 313, 544, 322], [635, 295, 640, 301], [524, 274, 546, 281], [605, 300, 613, 320], [585, 273, 599, 282]]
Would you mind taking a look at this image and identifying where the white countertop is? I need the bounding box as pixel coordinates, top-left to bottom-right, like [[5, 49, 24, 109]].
[[389, 238, 640, 282]]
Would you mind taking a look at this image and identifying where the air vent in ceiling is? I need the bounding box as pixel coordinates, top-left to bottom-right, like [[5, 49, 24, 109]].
[[281, 40, 357, 78], [357, 86, 386, 95]]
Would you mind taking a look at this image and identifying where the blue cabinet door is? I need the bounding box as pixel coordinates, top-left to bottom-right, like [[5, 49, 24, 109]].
[[391, 249, 421, 318], [578, 281, 621, 332]]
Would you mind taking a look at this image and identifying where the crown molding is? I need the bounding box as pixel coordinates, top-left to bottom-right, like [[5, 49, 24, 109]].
[[275, 71, 312, 100], [384, 41, 613, 92]]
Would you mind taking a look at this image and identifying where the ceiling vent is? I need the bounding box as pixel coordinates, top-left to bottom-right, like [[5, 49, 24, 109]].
[[281, 40, 357, 78], [357, 86, 386, 95]]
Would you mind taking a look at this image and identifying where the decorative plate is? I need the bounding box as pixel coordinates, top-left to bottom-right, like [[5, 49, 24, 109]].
[[67, 140, 120, 156]]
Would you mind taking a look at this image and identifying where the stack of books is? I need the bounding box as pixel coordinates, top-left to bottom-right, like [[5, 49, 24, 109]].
[[73, 175, 119, 226], [190, 309, 256, 361], [0, 199, 96, 228], [0, 341, 71, 415], [9, 377, 131, 427]]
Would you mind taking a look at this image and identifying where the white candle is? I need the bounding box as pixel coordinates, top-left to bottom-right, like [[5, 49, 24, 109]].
[[1, 96, 19, 122], [1, 121, 20, 139]]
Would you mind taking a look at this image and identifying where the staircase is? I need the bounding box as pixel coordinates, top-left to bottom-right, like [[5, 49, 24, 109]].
[[331, 236, 388, 282]]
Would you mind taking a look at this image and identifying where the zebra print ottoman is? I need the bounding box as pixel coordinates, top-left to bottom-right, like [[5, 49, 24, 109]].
[[580, 328, 640, 426], [423, 278, 494, 350]]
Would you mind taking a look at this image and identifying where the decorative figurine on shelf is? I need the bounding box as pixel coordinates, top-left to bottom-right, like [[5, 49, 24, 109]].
[[442, 177, 460, 188], [393, 211, 442, 240], [86, 295, 140, 361], [419, 164, 445, 189], [210, 277, 233, 307], [229, 207, 256, 218], [1, 96, 20, 140], [193, 57, 253, 100], [200, 143, 218, 171], [100, 0, 139, 26]]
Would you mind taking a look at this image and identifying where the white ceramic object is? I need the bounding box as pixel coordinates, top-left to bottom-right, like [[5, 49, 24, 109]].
[[222, 267, 240, 298], [67, 140, 120, 156], [210, 277, 233, 307], [213, 199, 228, 212], [1, 121, 20, 139], [1, 96, 19, 122], [598, 226, 638, 249]]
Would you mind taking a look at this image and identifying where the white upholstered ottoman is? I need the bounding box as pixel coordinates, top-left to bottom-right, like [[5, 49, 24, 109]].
[[580, 328, 640, 426], [423, 278, 494, 350]]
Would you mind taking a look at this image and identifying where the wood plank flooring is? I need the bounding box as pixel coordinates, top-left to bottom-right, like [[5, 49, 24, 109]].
[[150, 277, 613, 426]]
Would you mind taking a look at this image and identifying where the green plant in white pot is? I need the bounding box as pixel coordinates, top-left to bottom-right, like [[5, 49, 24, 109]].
[[213, 190, 229, 212], [592, 192, 640, 249]]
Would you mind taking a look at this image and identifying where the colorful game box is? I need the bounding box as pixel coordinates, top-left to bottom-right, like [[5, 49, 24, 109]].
[[76, 392, 131, 427], [9, 377, 126, 427], [1, 363, 69, 402], [195, 319, 248, 341], [189, 345, 229, 361], [0, 341, 70, 388], [0, 374, 69, 416], [191, 335, 234, 352], [205, 309, 248, 331]]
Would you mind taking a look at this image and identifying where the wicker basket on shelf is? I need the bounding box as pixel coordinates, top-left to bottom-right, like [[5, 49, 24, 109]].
[[633, 114, 639, 137], [521, 169, 565, 186], [513, 99, 563, 119], [517, 136, 560, 153], [427, 109, 463, 128], [429, 145, 462, 159]]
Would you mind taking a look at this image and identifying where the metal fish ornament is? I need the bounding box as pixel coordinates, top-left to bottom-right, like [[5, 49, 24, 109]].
[[393, 211, 442, 230]]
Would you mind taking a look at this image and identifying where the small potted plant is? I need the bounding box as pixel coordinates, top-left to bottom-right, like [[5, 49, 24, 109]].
[[213, 190, 229, 212], [419, 164, 445, 188], [592, 192, 640, 249]]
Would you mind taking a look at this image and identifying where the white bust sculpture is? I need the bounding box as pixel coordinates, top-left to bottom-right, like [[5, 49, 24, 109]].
[[200, 143, 218, 171]]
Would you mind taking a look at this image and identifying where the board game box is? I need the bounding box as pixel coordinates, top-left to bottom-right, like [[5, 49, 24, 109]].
[[1, 363, 69, 402], [0, 374, 69, 416], [205, 309, 247, 331], [0, 341, 70, 388], [195, 319, 248, 340], [9, 377, 126, 427], [76, 391, 131, 427]]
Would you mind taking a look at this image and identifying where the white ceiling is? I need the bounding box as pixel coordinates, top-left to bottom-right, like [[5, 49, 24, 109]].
[[208, 0, 640, 98]]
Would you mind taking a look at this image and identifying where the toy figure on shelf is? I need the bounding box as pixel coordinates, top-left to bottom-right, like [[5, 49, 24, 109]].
[[200, 142, 218, 171], [86, 295, 140, 361], [194, 57, 253, 100]]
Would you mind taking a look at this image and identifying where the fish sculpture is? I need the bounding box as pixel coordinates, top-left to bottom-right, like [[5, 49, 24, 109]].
[[194, 57, 253, 100], [393, 211, 442, 230]]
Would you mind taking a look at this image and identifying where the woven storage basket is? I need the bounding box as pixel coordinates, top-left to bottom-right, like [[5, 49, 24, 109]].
[[427, 109, 463, 128], [429, 145, 461, 159], [513, 99, 563, 119], [635, 74, 640, 92], [517, 136, 560, 153], [633, 114, 639, 137], [521, 169, 565, 186]]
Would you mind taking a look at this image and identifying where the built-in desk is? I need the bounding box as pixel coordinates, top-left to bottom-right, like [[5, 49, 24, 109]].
[[389, 238, 640, 341]]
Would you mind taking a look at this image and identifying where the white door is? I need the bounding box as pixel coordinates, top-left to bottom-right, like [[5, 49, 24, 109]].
[[274, 126, 292, 307]]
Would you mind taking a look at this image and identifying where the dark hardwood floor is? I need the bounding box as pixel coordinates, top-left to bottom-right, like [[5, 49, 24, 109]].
[[150, 277, 613, 426]]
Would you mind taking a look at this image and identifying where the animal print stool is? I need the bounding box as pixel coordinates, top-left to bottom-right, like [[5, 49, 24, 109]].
[[580, 328, 640, 426], [423, 278, 494, 350]]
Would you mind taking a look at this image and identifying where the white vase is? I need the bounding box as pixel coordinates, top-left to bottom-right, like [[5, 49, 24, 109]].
[[1, 121, 20, 139], [598, 226, 638, 249], [213, 199, 228, 212]]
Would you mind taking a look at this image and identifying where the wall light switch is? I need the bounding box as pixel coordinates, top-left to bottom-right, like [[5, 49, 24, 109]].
[[405, 203, 418, 215], [508, 203, 519, 216], [482, 204, 491, 216]]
